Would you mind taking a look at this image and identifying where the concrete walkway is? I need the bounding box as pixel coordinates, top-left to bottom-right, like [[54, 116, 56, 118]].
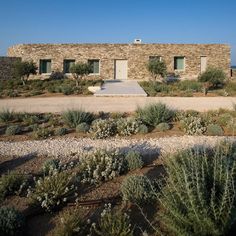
[[1, 96, 236, 113], [94, 80, 147, 97]]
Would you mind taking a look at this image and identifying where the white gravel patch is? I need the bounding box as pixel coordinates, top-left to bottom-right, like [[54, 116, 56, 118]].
[[0, 136, 235, 160]]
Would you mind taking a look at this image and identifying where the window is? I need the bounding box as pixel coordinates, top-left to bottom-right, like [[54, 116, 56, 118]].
[[149, 56, 161, 62], [88, 59, 100, 74], [174, 57, 185, 70], [40, 59, 51, 73], [63, 59, 75, 73]]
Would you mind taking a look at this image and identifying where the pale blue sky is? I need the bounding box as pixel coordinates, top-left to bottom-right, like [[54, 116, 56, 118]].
[[0, 0, 235, 64]]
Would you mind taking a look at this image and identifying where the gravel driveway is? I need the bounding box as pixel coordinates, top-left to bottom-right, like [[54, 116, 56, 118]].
[[0, 136, 234, 160], [1, 96, 236, 113]]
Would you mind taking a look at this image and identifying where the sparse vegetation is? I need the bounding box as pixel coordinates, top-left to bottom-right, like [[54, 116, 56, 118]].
[[0, 206, 25, 236], [136, 103, 174, 127], [63, 110, 94, 128], [157, 142, 236, 235]]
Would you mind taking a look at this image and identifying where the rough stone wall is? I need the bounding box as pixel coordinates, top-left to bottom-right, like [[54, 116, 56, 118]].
[[7, 43, 231, 80], [0, 57, 21, 80]]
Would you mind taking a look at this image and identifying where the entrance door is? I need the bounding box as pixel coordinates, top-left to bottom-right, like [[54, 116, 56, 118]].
[[115, 60, 127, 80], [200, 56, 207, 73]]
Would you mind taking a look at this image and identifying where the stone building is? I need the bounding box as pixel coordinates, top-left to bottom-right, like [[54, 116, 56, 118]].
[[7, 42, 231, 80]]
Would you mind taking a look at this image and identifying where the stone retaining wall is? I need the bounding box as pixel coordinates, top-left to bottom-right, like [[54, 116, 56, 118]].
[[8, 43, 231, 80], [0, 57, 21, 80], [232, 69, 236, 78]]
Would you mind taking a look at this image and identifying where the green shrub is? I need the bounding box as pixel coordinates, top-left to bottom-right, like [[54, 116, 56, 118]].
[[21, 113, 40, 125], [157, 142, 236, 235], [116, 118, 141, 136], [180, 115, 206, 135], [42, 159, 60, 175], [93, 204, 133, 236], [5, 125, 21, 135], [32, 127, 53, 139], [7, 90, 19, 97], [0, 171, 27, 201], [60, 85, 74, 95], [76, 122, 90, 133], [78, 149, 126, 185], [0, 206, 25, 236], [153, 82, 170, 93], [27, 172, 76, 212], [53, 208, 89, 236], [136, 103, 174, 127], [125, 151, 143, 171], [90, 119, 117, 139], [28, 124, 39, 132], [137, 124, 149, 134], [155, 122, 170, 132], [55, 127, 68, 136], [198, 67, 226, 88], [63, 110, 94, 128], [177, 80, 202, 92], [121, 175, 156, 204], [207, 124, 224, 136], [0, 109, 15, 122], [217, 113, 233, 126]]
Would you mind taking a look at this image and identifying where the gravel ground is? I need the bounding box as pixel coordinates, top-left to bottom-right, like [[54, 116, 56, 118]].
[[0, 136, 235, 160]]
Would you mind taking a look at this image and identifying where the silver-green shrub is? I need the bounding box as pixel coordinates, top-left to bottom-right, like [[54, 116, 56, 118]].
[[116, 118, 141, 136], [0, 171, 27, 201], [157, 142, 236, 235], [155, 122, 170, 132], [52, 208, 89, 236], [5, 125, 21, 135], [27, 172, 77, 212], [121, 175, 156, 204], [62, 109, 94, 128], [55, 127, 68, 136], [76, 122, 90, 133], [136, 103, 174, 127], [78, 149, 126, 184], [180, 115, 206, 135], [125, 151, 143, 171], [93, 204, 133, 236], [207, 124, 224, 136], [138, 124, 149, 134], [90, 119, 117, 139], [41, 159, 60, 175], [0, 206, 25, 236]]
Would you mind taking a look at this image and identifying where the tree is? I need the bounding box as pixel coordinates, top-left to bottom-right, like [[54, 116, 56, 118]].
[[69, 63, 92, 87], [147, 59, 167, 82], [198, 67, 226, 95], [13, 61, 37, 85]]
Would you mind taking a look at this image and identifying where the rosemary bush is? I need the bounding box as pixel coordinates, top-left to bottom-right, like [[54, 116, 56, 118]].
[[157, 142, 236, 235], [125, 151, 143, 171], [121, 175, 156, 204], [0, 171, 27, 201], [0, 206, 25, 236], [93, 204, 133, 236], [78, 149, 127, 185], [27, 172, 77, 212], [53, 208, 89, 236]]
